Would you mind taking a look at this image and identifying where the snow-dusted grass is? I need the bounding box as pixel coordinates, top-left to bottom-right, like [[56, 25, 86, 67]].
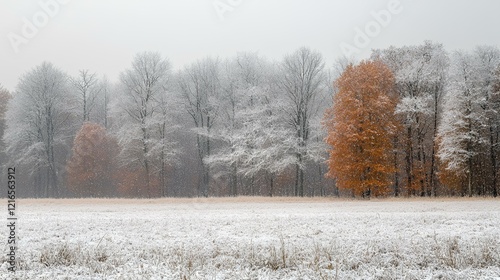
[[1, 197, 499, 279]]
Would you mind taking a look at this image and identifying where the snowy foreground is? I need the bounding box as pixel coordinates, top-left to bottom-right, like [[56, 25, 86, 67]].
[[1, 198, 500, 279]]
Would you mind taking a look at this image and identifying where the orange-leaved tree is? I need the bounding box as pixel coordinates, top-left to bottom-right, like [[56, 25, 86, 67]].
[[324, 60, 399, 197], [66, 122, 119, 197]]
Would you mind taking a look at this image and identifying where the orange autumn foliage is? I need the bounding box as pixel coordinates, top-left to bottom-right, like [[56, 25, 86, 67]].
[[325, 60, 399, 197], [116, 167, 161, 198], [66, 122, 119, 197], [437, 164, 465, 195]]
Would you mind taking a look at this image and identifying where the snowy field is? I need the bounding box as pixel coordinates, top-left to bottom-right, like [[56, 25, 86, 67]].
[[1, 198, 500, 279]]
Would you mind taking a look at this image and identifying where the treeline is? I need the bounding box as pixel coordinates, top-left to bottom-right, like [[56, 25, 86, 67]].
[[1, 41, 499, 198], [1, 48, 333, 198], [326, 42, 500, 197]]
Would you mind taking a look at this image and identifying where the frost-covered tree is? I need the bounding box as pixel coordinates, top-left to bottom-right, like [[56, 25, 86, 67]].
[[438, 51, 480, 196], [438, 47, 500, 196], [205, 52, 273, 195], [149, 85, 180, 197], [233, 88, 296, 196], [206, 65, 296, 196], [4, 62, 74, 197], [210, 56, 244, 196], [474, 46, 500, 197], [113, 52, 177, 198], [177, 57, 221, 197], [373, 41, 449, 196], [278, 47, 327, 197], [0, 85, 12, 173]]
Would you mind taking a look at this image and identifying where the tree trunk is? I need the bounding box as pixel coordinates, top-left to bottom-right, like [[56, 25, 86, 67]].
[[299, 168, 304, 197], [142, 126, 150, 198], [269, 175, 274, 197], [393, 136, 399, 197], [205, 121, 211, 197], [104, 88, 109, 128], [83, 89, 87, 122], [47, 108, 58, 197], [468, 157, 473, 197], [430, 88, 439, 197], [405, 126, 413, 196], [294, 161, 300, 196], [489, 123, 498, 197], [318, 164, 324, 197], [161, 151, 166, 197], [231, 162, 237, 197]]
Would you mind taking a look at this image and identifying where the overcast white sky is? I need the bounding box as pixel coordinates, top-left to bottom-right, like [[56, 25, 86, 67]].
[[1, 0, 499, 92]]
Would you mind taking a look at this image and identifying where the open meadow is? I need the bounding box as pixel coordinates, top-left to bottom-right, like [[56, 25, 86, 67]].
[[1, 197, 499, 279]]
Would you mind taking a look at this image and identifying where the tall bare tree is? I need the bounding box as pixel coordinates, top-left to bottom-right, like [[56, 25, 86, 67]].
[[278, 47, 326, 196], [4, 62, 73, 197], [71, 69, 101, 122], [177, 57, 221, 197], [114, 52, 173, 198]]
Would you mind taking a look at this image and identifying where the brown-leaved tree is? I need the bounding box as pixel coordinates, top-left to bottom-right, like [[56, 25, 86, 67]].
[[325, 60, 399, 197], [66, 122, 119, 197]]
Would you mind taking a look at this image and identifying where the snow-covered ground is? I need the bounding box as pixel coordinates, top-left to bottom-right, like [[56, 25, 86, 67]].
[[1, 197, 499, 279]]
